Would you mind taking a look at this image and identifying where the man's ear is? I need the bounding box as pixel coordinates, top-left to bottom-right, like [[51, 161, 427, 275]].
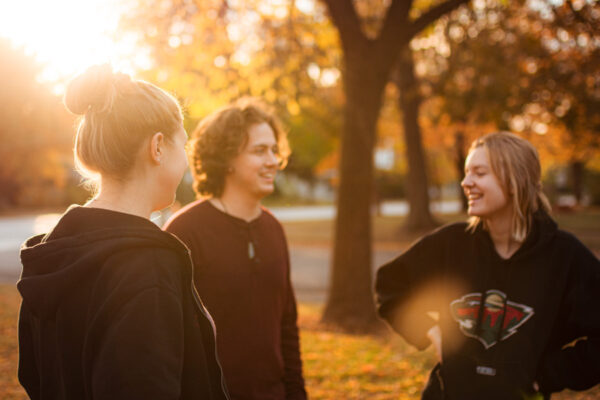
[[149, 132, 165, 165]]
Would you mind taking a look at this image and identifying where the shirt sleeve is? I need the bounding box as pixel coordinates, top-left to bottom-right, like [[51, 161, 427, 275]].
[[91, 285, 184, 400], [280, 242, 307, 400], [536, 241, 600, 394], [375, 228, 447, 350]]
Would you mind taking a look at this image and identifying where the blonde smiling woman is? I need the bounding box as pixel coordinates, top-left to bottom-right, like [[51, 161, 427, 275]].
[[376, 131, 600, 400]]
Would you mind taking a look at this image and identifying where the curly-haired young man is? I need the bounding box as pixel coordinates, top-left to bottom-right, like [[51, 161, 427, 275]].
[[164, 98, 306, 400]]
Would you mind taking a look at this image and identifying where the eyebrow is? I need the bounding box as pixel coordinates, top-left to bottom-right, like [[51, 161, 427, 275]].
[[249, 143, 277, 148], [465, 164, 489, 172]]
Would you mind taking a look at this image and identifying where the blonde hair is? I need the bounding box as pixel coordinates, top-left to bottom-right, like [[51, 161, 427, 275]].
[[466, 131, 551, 241], [189, 97, 290, 197], [64, 65, 183, 186]]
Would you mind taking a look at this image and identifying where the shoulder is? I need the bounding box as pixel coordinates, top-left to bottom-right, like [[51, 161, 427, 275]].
[[554, 229, 599, 266], [554, 228, 586, 246], [384, 222, 470, 265], [393, 222, 473, 263], [435, 222, 469, 236], [258, 207, 286, 236], [260, 207, 282, 225], [418, 222, 470, 245], [102, 241, 186, 298], [164, 200, 210, 233]]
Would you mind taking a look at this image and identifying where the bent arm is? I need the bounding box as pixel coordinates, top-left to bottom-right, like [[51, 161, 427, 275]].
[[376, 229, 448, 350], [537, 245, 600, 393]]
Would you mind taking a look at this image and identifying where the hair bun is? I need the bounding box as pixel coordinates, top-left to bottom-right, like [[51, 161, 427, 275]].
[[64, 64, 119, 115]]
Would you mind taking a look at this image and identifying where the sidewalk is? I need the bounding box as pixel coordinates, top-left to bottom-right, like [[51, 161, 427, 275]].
[[0, 200, 457, 300], [288, 245, 399, 304]]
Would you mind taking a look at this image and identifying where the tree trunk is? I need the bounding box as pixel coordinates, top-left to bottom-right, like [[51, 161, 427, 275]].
[[320, 0, 471, 333], [454, 130, 468, 212], [321, 55, 387, 333], [571, 160, 585, 205], [396, 45, 438, 231]]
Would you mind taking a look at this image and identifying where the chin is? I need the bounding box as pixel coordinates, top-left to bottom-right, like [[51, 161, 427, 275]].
[[258, 186, 274, 197], [467, 207, 483, 217]]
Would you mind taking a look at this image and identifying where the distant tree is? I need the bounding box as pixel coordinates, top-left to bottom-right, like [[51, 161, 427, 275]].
[[527, 0, 600, 202], [392, 44, 439, 230], [0, 39, 74, 209], [120, 0, 342, 184], [416, 0, 600, 203]]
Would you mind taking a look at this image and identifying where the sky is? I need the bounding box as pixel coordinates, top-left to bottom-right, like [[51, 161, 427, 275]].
[[0, 0, 329, 93], [0, 0, 150, 93]]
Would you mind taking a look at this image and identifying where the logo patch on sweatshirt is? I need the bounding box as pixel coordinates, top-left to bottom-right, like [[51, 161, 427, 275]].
[[450, 290, 534, 349]]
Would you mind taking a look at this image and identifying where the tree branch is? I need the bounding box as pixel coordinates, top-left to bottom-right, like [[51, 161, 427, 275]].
[[564, 0, 594, 31], [321, 0, 366, 50], [218, 0, 230, 19], [408, 0, 471, 38], [379, 0, 414, 43]]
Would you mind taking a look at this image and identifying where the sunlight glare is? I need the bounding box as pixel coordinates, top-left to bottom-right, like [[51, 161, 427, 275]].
[[33, 214, 62, 235], [296, 0, 315, 14], [0, 0, 149, 92]]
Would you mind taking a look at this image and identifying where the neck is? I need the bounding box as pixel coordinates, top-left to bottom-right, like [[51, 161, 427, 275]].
[[214, 187, 262, 222], [484, 209, 521, 259], [86, 177, 154, 219]]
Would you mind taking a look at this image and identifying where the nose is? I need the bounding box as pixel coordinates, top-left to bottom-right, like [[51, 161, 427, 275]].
[[461, 174, 472, 189], [265, 149, 279, 166]]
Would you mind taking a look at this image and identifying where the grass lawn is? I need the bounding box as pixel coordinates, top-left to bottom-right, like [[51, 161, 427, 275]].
[[1, 288, 599, 399], [1, 209, 599, 399]]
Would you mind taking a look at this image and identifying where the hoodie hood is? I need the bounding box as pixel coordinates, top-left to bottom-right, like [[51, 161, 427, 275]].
[[18, 206, 189, 320], [517, 209, 558, 259]]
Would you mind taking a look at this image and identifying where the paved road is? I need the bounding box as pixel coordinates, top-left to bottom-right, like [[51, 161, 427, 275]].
[[288, 245, 398, 303], [0, 201, 458, 300], [0, 214, 62, 283]]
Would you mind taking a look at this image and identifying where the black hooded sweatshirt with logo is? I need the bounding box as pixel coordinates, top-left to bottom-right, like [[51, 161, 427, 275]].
[[376, 211, 600, 399], [17, 206, 229, 400]]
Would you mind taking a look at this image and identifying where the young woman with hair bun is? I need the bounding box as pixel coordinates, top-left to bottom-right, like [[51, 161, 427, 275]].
[[376, 131, 600, 399], [17, 65, 229, 400]]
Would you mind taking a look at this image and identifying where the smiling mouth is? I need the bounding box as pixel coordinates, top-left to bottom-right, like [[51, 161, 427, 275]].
[[260, 173, 275, 181], [466, 193, 482, 203]]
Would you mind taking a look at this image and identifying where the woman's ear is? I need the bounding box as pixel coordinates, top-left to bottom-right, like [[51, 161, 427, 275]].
[[150, 132, 165, 165]]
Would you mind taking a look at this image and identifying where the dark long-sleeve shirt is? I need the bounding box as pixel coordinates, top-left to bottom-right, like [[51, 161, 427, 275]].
[[165, 200, 306, 400]]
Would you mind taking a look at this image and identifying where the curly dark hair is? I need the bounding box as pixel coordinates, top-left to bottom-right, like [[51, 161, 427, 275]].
[[189, 97, 290, 198]]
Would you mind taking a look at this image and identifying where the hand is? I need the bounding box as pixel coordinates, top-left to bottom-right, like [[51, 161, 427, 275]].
[[427, 325, 442, 362]]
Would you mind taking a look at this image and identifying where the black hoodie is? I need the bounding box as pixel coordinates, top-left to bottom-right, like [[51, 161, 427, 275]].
[[17, 206, 230, 400], [376, 211, 600, 399]]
